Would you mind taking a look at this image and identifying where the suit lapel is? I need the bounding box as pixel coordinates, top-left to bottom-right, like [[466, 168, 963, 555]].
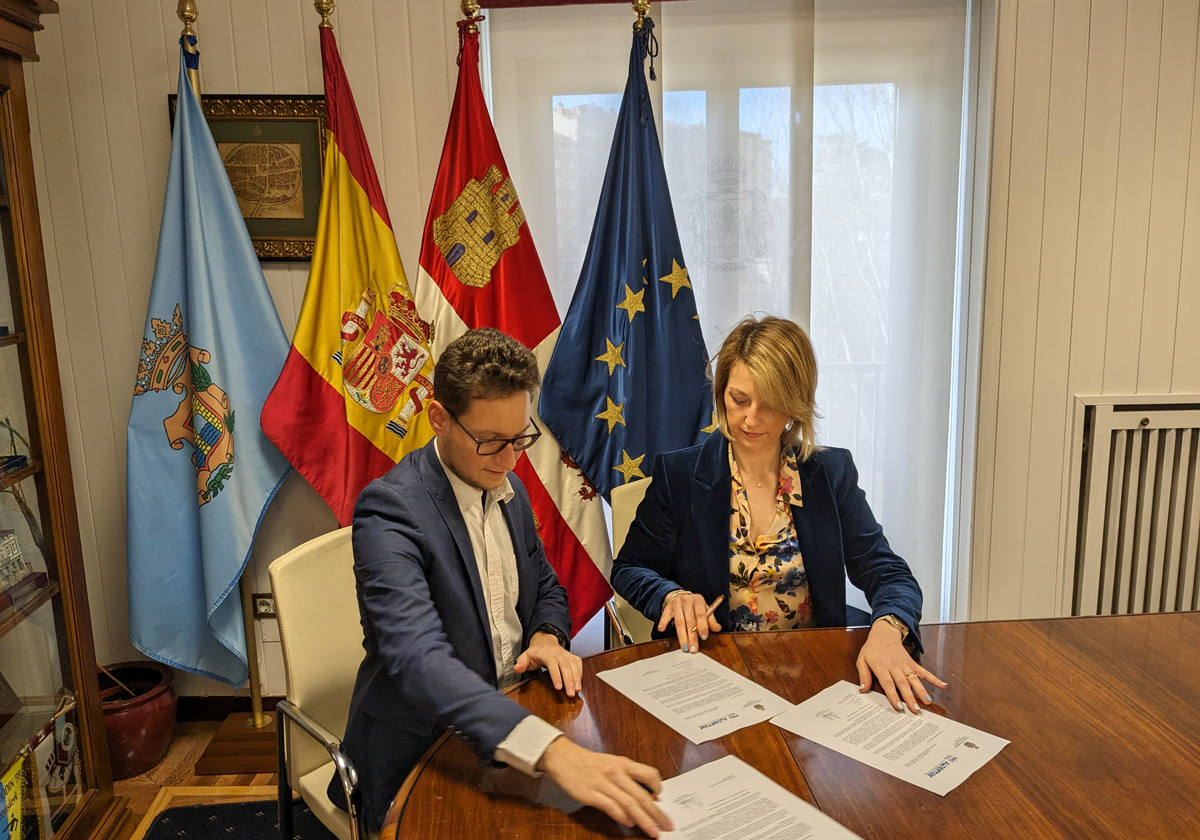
[[691, 434, 732, 603], [418, 443, 492, 643], [795, 454, 844, 626]]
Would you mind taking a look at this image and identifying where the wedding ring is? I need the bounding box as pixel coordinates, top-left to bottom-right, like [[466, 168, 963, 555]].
[[903, 670, 916, 677], [687, 625, 698, 633]]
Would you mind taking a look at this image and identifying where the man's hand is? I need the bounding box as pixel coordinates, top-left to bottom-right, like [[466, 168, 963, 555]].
[[856, 617, 948, 713], [537, 737, 673, 838], [514, 631, 583, 697]]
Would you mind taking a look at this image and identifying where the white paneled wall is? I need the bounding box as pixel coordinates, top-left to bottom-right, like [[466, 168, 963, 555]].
[[22, 0, 1200, 694], [971, 0, 1200, 619], [26, 0, 464, 697]]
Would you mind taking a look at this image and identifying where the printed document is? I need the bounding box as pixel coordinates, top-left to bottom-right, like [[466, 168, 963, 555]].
[[596, 649, 792, 743], [771, 680, 1008, 795], [658, 755, 861, 839]]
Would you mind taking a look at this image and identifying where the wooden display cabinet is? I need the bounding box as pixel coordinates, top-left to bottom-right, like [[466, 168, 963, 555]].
[[0, 3, 128, 840]]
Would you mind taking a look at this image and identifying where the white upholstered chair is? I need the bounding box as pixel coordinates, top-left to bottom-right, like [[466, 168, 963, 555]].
[[269, 527, 369, 840], [605, 477, 656, 646]]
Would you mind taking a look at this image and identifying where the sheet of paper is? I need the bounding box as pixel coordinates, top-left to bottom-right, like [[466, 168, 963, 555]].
[[596, 649, 792, 743], [658, 754, 862, 840], [771, 680, 1009, 796]]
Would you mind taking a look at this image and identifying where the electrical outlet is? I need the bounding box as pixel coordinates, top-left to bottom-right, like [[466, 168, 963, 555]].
[[252, 592, 277, 619]]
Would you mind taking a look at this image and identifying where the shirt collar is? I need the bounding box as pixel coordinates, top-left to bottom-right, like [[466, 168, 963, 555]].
[[435, 438, 515, 513]]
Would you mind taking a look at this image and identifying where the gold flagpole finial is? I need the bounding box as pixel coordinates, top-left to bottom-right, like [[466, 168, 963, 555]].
[[461, 1, 482, 33], [633, 0, 650, 30], [314, 0, 335, 28], [177, 0, 198, 38], [177, 0, 201, 98]]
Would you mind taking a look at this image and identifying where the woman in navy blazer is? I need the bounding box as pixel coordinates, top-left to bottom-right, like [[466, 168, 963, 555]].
[[611, 316, 946, 714]]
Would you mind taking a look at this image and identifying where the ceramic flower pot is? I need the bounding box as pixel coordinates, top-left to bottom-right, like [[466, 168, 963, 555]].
[[98, 660, 177, 780]]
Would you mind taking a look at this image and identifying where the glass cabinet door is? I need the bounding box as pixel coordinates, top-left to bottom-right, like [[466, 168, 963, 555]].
[[0, 66, 99, 838]]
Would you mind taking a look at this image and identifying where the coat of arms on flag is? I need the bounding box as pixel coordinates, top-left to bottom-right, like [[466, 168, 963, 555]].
[[338, 285, 433, 429], [133, 305, 235, 506]]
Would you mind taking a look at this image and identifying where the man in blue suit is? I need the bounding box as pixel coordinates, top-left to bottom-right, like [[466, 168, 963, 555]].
[[331, 328, 672, 837]]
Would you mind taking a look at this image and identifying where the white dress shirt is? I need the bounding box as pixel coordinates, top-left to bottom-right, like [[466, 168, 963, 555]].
[[435, 441, 562, 774]]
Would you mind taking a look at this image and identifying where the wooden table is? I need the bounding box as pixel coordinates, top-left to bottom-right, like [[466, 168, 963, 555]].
[[382, 613, 1200, 838]]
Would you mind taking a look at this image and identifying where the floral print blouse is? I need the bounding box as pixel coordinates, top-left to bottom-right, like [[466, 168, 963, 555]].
[[727, 447, 814, 632]]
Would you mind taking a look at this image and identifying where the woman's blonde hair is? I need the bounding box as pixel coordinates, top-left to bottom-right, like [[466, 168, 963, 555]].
[[711, 315, 820, 461]]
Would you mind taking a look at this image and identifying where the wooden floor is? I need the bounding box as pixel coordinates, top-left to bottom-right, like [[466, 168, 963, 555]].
[[112, 720, 280, 840]]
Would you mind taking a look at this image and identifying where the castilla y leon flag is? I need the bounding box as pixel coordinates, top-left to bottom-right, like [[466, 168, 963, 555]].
[[261, 22, 435, 524], [412, 17, 611, 633]]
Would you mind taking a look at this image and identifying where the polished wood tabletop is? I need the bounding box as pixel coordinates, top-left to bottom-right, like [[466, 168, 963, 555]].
[[382, 613, 1200, 839]]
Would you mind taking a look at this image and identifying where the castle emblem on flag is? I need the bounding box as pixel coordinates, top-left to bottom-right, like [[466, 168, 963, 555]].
[[433, 164, 526, 288], [133, 304, 235, 506], [339, 284, 434, 436]]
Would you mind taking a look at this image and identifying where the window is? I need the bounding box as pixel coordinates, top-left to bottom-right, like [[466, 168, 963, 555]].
[[487, 0, 971, 619]]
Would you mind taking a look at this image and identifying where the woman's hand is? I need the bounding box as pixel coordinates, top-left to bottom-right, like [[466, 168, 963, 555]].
[[658, 591, 723, 653], [855, 617, 947, 713]]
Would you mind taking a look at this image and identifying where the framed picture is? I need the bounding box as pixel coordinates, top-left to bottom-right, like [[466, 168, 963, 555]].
[[169, 94, 326, 260]]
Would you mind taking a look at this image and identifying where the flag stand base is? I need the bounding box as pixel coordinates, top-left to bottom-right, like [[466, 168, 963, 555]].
[[194, 712, 277, 775]]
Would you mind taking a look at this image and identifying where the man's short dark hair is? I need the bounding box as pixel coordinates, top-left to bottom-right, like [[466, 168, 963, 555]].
[[433, 328, 541, 416]]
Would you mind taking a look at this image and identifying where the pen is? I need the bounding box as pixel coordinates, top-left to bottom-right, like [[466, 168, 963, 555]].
[[687, 594, 724, 633]]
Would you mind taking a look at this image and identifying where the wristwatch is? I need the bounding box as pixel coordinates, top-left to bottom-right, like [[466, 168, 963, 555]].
[[878, 613, 909, 641], [533, 622, 570, 650]]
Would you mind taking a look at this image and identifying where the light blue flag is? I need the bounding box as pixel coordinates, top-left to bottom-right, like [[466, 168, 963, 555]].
[[126, 39, 289, 687]]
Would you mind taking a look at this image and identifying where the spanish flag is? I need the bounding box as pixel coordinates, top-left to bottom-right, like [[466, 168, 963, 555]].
[[262, 23, 435, 524], [412, 18, 612, 633]]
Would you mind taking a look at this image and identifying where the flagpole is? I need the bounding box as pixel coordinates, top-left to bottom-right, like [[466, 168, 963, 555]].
[[177, 0, 201, 98]]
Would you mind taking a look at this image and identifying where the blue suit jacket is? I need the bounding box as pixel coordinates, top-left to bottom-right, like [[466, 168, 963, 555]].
[[332, 440, 570, 827], [611, 434, 923, 649]]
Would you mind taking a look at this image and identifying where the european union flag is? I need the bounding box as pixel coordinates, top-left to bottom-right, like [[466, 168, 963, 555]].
[[540, 18, 711, 502], [126, 38, 289, 687]]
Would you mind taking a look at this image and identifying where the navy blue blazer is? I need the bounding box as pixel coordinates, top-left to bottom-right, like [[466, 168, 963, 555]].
[[331, 440, 570, 828], [611, 433, 923, 650]]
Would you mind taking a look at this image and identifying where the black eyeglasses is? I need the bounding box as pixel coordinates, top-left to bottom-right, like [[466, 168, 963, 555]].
[[451, 413, 542, 456]]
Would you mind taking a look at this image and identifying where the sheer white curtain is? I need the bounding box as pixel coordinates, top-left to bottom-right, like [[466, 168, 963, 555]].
[[487, 0, 968, 619], [809, 0, 966, 614]]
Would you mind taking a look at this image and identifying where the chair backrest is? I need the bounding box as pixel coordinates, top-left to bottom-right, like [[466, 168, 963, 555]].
[[609, 478, 655, 643], [269, 527, 361, 785]]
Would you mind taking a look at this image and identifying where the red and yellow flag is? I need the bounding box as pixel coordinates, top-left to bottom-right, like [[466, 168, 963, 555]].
[[413, 19, 612, 633], [262, 25, 434, 524]]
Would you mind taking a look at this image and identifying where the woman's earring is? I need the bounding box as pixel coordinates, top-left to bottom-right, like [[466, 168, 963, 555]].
[[785, 420, 794, 432]]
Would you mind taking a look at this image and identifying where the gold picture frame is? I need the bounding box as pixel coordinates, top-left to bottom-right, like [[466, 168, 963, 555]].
[[169, 94, 326, 260]]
